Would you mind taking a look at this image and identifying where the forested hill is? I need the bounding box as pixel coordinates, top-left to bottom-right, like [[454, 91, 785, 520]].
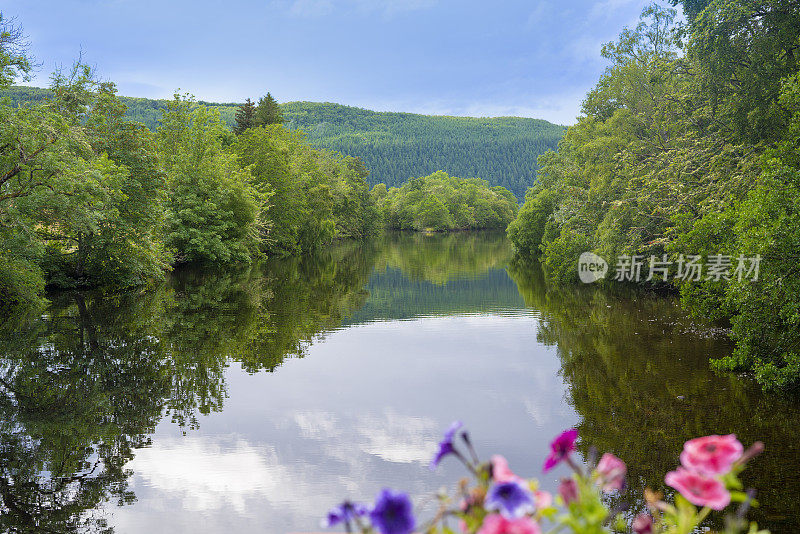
[[2, 86, 565, 198], [280, 102, 566, 198]]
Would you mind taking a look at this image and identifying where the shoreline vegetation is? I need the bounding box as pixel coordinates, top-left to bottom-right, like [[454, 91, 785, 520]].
[[0, 12, 522, 315], [2, 87, 565, 200], [507, 1, 800, 391]]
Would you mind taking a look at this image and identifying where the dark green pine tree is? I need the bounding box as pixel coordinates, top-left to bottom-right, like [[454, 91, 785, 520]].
[[254, 92, 283, 126], [233, 98, 256, 134]]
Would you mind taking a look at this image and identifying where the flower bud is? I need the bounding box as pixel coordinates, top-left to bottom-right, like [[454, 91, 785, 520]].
[[558, 478, 579, 504]]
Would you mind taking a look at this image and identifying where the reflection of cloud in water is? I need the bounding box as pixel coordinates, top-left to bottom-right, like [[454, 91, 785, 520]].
[[129, 408, 437, 517], [294, 409, 438, 464], [355, 410, 438, 463], [130, 438, 315, 513], [112, 314, 574, 532]]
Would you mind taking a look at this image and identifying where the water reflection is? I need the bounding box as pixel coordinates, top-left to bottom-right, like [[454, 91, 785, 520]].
[[0, 232, 798, 533], [508, 258, 800, 532]]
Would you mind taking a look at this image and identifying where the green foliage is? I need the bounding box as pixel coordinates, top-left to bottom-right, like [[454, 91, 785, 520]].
[[2, 88, 564, 199], [283, 101, 565, 199], [1, 58, 171, 301], [0, 13, 30, 88], [233, 97, 255, 134], [157, 95, 262, 264], [254, 92, 283, 126], [234, 125, 380, 255], [379, 170, 518, 231], [507, 1, 800, 390]]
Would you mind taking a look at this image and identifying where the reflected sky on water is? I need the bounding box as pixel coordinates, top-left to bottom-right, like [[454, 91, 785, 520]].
[[1, 232, 798, 533]]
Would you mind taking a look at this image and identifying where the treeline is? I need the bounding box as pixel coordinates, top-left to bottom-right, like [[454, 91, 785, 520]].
[[375, 171, 518, 231], [3, 88, 566, 199], [0, 15, 381, 309], [507, 2, 800, 390], [1, 84, 241, 128]]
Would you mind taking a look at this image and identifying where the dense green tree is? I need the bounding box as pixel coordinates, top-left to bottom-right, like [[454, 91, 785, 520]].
[[233, 97, 255, 134], [234, 125, 380, 254], [508, 1, 800, 390], [157, 95, 263, 264], [379, 170, 518, 231], [254, 92, 283, 126], [282, 102, 564, 199]]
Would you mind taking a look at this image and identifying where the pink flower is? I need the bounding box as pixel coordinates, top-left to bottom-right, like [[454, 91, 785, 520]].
[[558, 478, 579, 505], [543, 429, 578, 472], [492, 455, 521, 483], [596, 453, 626, 492], [680, 434, 743, 476], [632, 514, 654, 534], [478, 514, 541, 534], [665, 468, 731, 510], [534, 490, 552, 510]]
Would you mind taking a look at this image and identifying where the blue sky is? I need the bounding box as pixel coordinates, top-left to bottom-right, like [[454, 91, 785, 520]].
[[5, 0, 654, 124]]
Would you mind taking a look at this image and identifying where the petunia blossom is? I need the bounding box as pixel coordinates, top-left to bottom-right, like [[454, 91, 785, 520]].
[[534, 490, 552, 509], [430, 421, 463, 470], [485, 480, 536, 519], [558, 477, 579, 505], [596, 453, 626, 492], [680, 434, 743, 476], [321, 501, 369, 529], [370, 488, 416, 534], [491, 455, 521, 483], [478, 514, 542, 534], [632, 513, 654, 534], [543, 429, 578, 472], [665, 468, 731, 510]]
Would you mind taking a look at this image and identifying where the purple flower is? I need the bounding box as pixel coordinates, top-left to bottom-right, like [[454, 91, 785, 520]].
[[485, 480, 536, 519], [430, 421, 463, 470], [321, 501, 369, 529], [543, 429, 578, 473], [370, 488, 416, 534]]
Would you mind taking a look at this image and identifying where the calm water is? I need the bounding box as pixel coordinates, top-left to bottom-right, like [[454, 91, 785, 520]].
[[1, 232, 799, 533]]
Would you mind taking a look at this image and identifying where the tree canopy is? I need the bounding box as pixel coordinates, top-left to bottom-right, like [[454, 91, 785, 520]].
[[377, 171, 518, 232], [508, 1, 800, 391]]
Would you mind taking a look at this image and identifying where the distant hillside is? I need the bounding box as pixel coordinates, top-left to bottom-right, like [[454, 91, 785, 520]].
[[281, 102, 565, 198], [2, 87, 565, 198]]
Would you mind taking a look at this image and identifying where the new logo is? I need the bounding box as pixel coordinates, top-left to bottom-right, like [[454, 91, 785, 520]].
[[578, 252, 608, 283]]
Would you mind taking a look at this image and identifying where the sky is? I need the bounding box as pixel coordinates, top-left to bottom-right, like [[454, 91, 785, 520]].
[[4, 0, 654, 124]]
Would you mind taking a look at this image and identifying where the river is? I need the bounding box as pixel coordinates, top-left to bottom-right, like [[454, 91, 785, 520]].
[[1, 232, 798, 533]]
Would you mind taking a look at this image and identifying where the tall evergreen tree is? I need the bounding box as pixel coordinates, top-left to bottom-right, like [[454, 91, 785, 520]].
[[254, 92, 283, 126], [233, 97, 255, 134]]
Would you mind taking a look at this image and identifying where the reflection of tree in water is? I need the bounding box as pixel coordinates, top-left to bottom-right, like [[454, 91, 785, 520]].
[[376, 231, 513, 284], [0, 242, 378, 532], [8, 235, 797, 533], [0, 291, 169, 533], [508, 258, 800, 533]]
